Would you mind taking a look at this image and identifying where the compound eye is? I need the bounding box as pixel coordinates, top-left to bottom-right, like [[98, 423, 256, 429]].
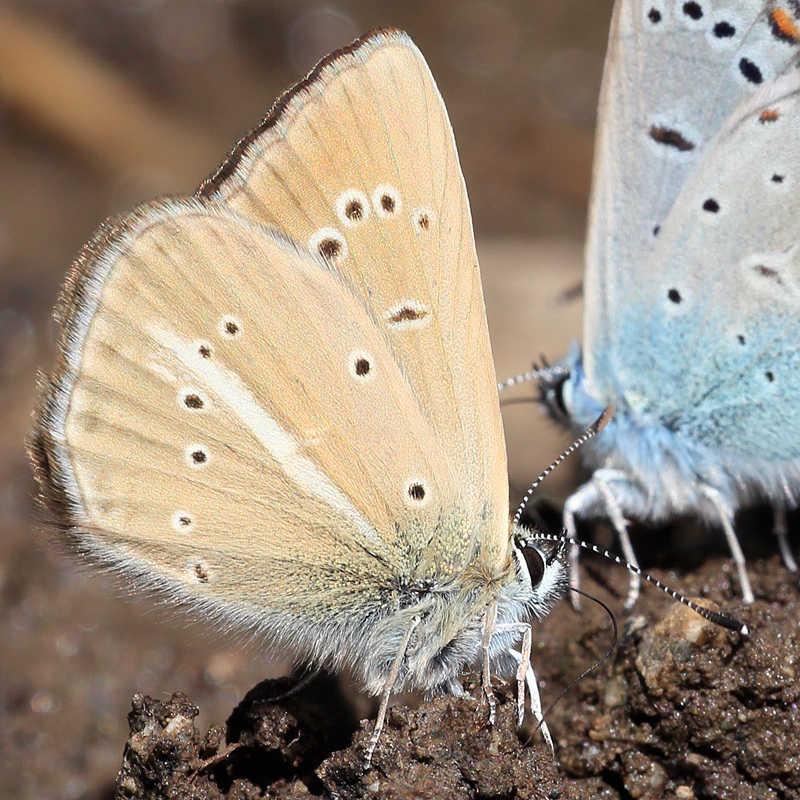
[[551, 372, 569, 416], [521, 544, 545, 588]]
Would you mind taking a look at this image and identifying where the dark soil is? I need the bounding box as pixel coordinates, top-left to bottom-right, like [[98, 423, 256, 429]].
[[110, 554, 800, 800]]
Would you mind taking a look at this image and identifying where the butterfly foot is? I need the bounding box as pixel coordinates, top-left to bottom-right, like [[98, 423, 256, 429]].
[[565, 511, 582, 610], [737, 571, 756, 606], [363, 730, 379, 772], [191, 742, 242, 778], [481, 680, 497, 727], [524, 658, 553, 753], [774, 503, 799, 574], [568, 549, 582, 610], [622, 573, 641, 609], [702, 487, 755, 605]]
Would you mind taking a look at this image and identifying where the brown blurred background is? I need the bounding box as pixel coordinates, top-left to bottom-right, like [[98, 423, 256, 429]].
[[0, 1, 614, 796]]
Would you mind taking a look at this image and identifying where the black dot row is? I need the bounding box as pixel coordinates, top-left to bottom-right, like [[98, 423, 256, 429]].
[[647, 3, 800, 86]]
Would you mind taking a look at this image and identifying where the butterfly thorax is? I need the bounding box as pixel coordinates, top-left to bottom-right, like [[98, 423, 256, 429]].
[[541, 344, 800, 522]]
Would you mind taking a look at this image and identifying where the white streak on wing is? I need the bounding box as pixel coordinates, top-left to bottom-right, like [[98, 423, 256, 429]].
[[150, 362, 178, 383], [149, 324, 385, 551]]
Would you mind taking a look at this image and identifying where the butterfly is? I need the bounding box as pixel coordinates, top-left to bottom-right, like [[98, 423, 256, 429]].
[[539, 0, 800, 606], [28, 28, 568, 762]]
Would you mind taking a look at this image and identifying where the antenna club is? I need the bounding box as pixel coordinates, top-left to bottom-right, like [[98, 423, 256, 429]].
[[529, 532, 748, 635], [596, 405, 615, 432]]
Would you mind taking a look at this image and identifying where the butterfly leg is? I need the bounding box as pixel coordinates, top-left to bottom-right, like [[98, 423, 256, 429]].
[[563, 482, 601, 610], [701, 486, 755, 605], [594, 469, 640, 609], [509, 639, 555, 753], [481, 601, 499, 725], [524, 659, 554, 752], [515, 626, 532, 726], [564, 472, 639, 609], [494, 621, 533, 725], [774, 498, 798, 574], [364, 615, 420, 769]]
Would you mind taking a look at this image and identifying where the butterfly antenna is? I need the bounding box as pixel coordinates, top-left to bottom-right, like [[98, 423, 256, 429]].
[[513, 406, 614, 526], [533, 532, 749, 635], [497, 361, 568, 392]]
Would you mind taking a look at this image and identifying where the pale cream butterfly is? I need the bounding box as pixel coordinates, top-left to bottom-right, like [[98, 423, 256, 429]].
[[29, 28, 569, 761]]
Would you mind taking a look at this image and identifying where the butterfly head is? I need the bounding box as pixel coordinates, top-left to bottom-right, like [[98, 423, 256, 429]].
[[512, 528, 569, 620], [539, 343, 624, 444]]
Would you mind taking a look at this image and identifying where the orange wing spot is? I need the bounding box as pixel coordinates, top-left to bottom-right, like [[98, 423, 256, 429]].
[[760, 109, 780, 123], [770, 8, 800, 43]]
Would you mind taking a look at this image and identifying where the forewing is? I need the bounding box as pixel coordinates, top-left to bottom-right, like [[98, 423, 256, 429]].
[[199, 29, 510, 563]]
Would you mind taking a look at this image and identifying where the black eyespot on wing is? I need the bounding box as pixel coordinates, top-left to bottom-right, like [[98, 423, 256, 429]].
[[191, 450, 207, 464], [522, 544, 545, 587], [702, 198, 720, 213], [653, 225, 661, 236], [668, 288, 682, 303], [714, 21, 736, 37], [389, 306, 427, 323], [772, 173, 785, 183], [184, 394, 204, 409], [355, 358, 370, 376], [682, 1, 703, 20], [766, 370, 775, 382], [755, 265, 784, 286], [739, 57, 763, 84], [648, 126, 695, 151], [737, 334, 746, 345], [648, 8, 662, 23], [408, 483, 426, 501], [194, 563, 209, 583], [345, 199, 364, 221], [199, 344, 212, 358], [319, 238, 343, 260], [220, 317, 242, 338]]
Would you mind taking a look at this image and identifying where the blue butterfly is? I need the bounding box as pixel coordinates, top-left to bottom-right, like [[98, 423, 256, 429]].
[[540, 0, 800, 606]]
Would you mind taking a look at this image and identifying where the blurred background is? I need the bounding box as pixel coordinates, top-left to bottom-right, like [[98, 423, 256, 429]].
[[0, 1, 614, 796]]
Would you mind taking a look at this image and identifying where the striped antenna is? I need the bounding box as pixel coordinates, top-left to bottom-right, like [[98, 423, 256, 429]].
[[497, 363, 568, 392], [513, 406, 614, 526], [532, 532, 749, 636]]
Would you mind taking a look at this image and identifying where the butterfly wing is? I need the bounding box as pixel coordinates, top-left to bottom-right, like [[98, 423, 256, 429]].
[[199, 29, 510, 567], [584, 0, 800, 396], [33, 198, 475, 654], [615, 69, 800, 460]]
